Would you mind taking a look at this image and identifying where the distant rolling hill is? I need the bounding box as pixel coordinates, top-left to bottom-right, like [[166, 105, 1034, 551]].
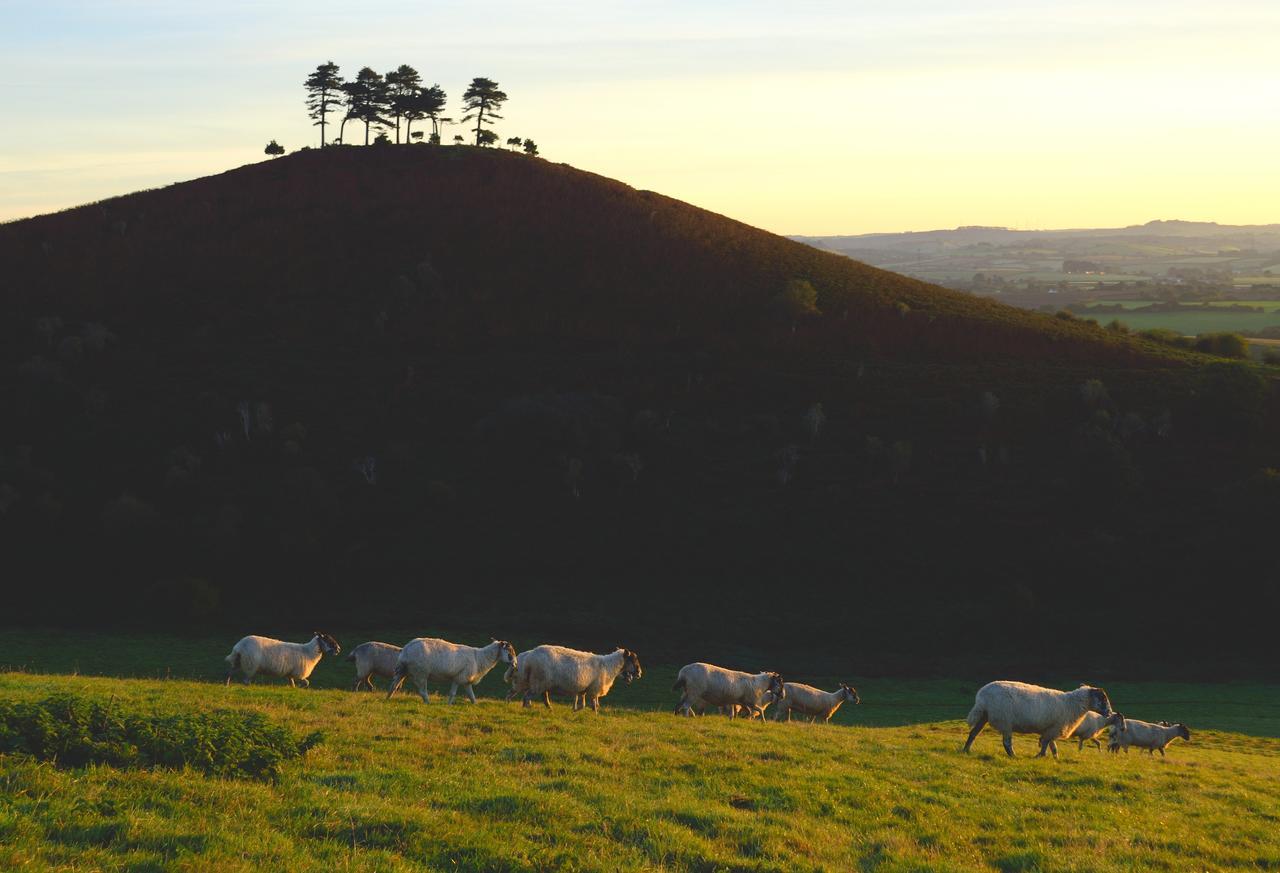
[[1, 146, 1276, 674]]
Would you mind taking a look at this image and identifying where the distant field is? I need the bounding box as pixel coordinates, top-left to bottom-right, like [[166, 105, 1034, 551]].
[[1078, 300, 1280, 335], [2, 629, 1279, 870]]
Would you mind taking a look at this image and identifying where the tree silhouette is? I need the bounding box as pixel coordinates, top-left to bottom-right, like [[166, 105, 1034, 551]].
[[506, 136, 523, 151], [522, 139, 539, 157], [461, 77, 507, 146], [477, 129, 499, 147], [348, 67, 390, 145], [402, 84, 447, 144], [384, 64, 422, 144], [304, 61, 343, 148], [452, 134, 465, 145], [264, 140, 285, 157]]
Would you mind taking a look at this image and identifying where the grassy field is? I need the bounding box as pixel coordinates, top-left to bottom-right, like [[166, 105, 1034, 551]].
[[1078, 300, 1280, 335], [2, 630, 1280, 871]]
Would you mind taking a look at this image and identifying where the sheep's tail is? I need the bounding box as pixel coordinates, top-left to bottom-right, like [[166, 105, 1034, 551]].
[[672, 676, 686, 693], [966, 702, 986, 728], [224, 651, 240, 669]]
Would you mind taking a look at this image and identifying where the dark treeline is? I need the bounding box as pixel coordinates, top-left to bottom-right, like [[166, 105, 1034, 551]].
[[297, 62, 537, 155]]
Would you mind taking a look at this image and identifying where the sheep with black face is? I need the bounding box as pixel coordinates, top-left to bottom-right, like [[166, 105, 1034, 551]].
[[224, 632, 340, 687], [963, 680, 1116, 758]]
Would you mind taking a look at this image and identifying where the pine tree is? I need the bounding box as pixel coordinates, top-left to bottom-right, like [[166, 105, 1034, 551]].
[[384, 64, 423, 144], [304, 61, 343, 148], [461, 77, 508, 146]]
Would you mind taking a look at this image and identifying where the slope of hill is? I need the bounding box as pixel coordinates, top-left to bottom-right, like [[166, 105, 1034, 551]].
[[1, 146, 1278, 673], [3, 669, 1279, 872]]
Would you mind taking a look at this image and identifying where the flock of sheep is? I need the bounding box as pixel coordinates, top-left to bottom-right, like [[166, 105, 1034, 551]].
[[222, 633, 1192, 757]]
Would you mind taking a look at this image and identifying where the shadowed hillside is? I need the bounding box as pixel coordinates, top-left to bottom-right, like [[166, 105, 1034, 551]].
[[1, 147, 1278, 676]]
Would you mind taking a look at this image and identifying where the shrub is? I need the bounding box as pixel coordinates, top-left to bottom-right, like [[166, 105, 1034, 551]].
[[1193, 332, 1249, 359], [0, 695, 321, 781]]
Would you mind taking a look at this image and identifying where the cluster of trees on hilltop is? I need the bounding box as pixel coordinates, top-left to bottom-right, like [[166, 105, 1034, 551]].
[[296, 62, 537, 155]]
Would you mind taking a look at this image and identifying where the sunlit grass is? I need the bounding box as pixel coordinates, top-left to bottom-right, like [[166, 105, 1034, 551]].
[[2, 660, 1278, 870]]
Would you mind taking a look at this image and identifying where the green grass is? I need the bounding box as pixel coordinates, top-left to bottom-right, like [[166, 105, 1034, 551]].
[[2, 630, 1280, 870], [1079, 300, 1280, 335]]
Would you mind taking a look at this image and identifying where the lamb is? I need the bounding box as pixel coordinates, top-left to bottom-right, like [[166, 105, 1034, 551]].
[[511, 645, 642, 711], [672, 663, 785, 719], [224, 632, 340, 687], [1109, 718, 1191, 756], [962, 680, 1116, 757], [387, 638, 517, 704], [772, 682, 860, 723], [1069, 710, 1127, 750], [346, 641, 402, 692]]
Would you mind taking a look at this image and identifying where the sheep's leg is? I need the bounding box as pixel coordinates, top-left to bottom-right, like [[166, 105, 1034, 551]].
[[1002, 733, 1014, 757], [352, 675, 364, 692], [1048, 739, 1059, 758], [417, 682, 431, 704], [589, 696, 600, 712], [288, 678, 296, 688], [299, 678, 310, 688], [522, 689, 533, 708], [447, 682, 459, 704], [963, 716, 987, 752], [465, 684, 477, 704], [225, 671, 234, 687], [572, 695, 582, 712], [543, 691, 552, 709]]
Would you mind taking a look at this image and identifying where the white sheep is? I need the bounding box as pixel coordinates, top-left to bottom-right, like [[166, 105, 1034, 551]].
[[672, 663, 784, 719], [223, 632, 340, 687], [1069, 710, 1127, 750], [387, 638, 517, 704], [1109, 719, 1191, 756], [962, 680, 1116, 757], [772, 682, 860, 723], [346, 641, 402, 692], [511, 645, 642, 711]]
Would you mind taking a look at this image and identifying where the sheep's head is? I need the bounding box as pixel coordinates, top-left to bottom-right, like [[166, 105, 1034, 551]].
[[494, 640, 517, 667], [1106, 711, 1126, 732], [840, 683, 861, 704], [1175, 723, 1191, 741], [314, 632, 341, 656], [1086, 686, 1113, 717], [620, 649, 642, 683], [766, 672, 785, 700]]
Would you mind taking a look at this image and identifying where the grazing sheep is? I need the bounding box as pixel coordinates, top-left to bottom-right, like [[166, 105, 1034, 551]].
[[772, 682, 860, 723], [224, 632, 340, 687], [1109, 718, 1191, 756], [388, 638, 516, 704], [346, 641, 402, 692], [1070, 710, 1127, 750], [962, 680, 1116, 758], [672, 663, 784, 719], [512, 645, 642, 711]]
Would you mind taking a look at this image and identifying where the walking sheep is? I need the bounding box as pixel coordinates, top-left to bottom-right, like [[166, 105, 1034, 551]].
[[224, 632, 341, 687], [772, 682, 860, 723], [511, 645, 642, 711], [1069, 710, 1127, 750], [346, 641, 402, 692], [672, 663, 784, 719], [1109, 719, 1191, 756], [962, 680, 1116, 757], [388, 638, 517, 704]]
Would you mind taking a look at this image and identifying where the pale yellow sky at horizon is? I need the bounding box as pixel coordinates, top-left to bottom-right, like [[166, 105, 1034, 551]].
[[3, 1, 1277, 235]]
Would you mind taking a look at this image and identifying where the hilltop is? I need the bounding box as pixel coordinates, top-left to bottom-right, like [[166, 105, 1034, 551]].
[[2, 146, 1187, 366], [1, 146, 1278, 674]]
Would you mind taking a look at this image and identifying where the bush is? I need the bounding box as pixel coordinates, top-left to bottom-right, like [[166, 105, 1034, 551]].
[[0, 695, 321, 780], [1193, 332, 1249, 359]]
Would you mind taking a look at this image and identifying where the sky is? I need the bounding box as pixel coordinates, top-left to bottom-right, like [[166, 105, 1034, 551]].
[[1, 0, 1278, 235]]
